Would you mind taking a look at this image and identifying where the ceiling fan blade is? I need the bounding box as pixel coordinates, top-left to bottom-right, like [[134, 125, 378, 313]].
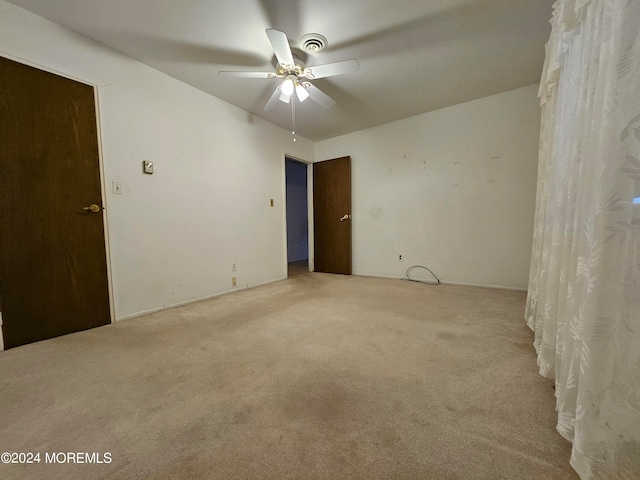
[[279, 89, 291, 104], [264, 87, 282, 111], [303, 59, 359, 79], [218, 71, 276, 79], [305, 84, 336, 109], [266, 28, 295, 67]]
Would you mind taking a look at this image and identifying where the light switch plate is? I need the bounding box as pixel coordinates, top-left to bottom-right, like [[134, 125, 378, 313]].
[[112, 180, 123, 195], [143, 161, 154, 174]]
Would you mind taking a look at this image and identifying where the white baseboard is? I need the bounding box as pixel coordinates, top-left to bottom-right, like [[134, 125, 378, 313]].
[[353, 273, 527, 292], [440, 280, 527, 292], [109, 273, 528, 323], [116, 277, 287, 322]]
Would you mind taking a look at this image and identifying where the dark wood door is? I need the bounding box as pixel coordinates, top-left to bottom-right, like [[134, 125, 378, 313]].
[[0, 56, 111, 349], [313, 156, 352, 274]]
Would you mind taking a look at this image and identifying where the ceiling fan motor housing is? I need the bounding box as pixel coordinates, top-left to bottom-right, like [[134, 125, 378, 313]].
[[276, 60, 305, 77]]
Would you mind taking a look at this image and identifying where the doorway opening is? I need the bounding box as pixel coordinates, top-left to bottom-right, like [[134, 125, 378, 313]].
[[285, 157, 310, 278]]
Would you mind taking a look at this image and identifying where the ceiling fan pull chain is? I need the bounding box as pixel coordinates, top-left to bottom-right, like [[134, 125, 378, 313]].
[[292, 96, 296, 142]]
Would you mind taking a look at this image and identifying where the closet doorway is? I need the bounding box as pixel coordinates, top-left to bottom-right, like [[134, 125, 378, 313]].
[[285, 157, 310, 278]]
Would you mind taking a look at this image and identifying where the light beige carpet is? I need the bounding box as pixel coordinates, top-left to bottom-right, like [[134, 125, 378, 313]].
[[0, 273, 577, 479]]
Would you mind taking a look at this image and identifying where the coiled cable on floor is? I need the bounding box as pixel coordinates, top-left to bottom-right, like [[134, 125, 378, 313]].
[[403, 265, 440, 285]]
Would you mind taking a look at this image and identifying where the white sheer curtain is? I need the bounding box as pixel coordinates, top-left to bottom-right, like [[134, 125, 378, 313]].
[[525, 0, 640, 478]]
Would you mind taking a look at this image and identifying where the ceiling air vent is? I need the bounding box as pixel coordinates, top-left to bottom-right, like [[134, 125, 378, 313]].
[[300, 33, 328, 54]]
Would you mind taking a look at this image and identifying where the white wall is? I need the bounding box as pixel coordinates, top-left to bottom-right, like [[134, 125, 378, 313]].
[[315, 85, 540, 290], [0, 1, 313, 320]]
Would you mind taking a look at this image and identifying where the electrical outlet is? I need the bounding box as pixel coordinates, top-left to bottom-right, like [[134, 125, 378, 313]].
[[232, 277, 237, 287], [232, 263, 236, 272], [399, 254, 403, 261]]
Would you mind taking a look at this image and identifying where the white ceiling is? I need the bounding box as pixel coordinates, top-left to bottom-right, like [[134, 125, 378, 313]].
[[7, 0, 554, 141]]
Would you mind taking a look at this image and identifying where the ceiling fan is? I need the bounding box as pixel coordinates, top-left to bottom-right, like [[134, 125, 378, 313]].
[[218, 28, 359, 111]]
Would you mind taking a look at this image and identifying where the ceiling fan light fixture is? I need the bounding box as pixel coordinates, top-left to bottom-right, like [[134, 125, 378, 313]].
[[281, 75, 296, 96], [295, 84, 309, 102]]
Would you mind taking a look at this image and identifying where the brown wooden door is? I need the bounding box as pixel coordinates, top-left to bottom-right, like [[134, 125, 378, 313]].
[[0, 56, 111, 349], [313, 156, 352, 274]]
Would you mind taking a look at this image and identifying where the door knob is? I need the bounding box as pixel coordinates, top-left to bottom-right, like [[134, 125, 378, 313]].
[[339, 214, 351, 222], [82, 204, 101, 213]]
